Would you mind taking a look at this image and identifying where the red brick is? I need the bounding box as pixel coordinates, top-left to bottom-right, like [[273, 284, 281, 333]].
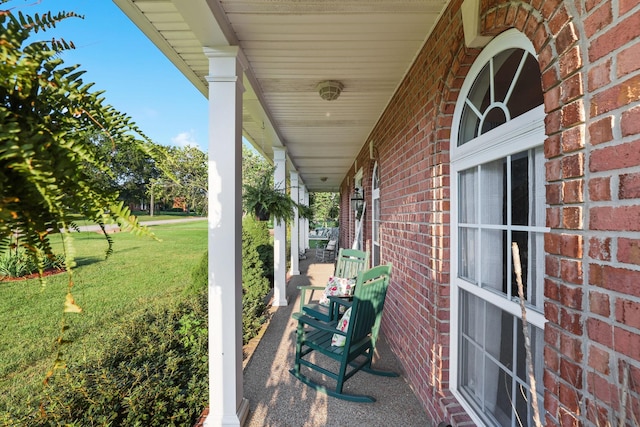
[[545, 134, 562, 158], [547, 254, 561, 278], [545, 344, 560, 374], [560, 234, 582, 258], [546, 158, 563, 181], [621, 105, 640, 137], [545, 84, 562, 113], [547, 206, 561, 228], [560, 283, 583, 308], [614, 327, 640, 362], [545, 233, 562, 254], [546, 109, 562, 134], [560, 308, 583, 335], [556, 22, 579, 55], [546, 300, 560, 323], [587, 317, 614, 348], [584, 1, 613, 38], [615, 298, 640, 329], [590, 74, 640, 117], [590, 205, 640, 231], [560, 332, 584, 361], [545, 321, 561, 347], [561, 152, 584, 178], [621, 0, 640, 15], [547, 182, 563, 204], [588, 115, 614, 145], [589, 290, 611, 316], [588, 236, 611, 261], [619, 172, 640, 199], [588, 9, 640, 62], [590, 140, 640, 172], [563, 206, 583, 229], [585, 0, 604, 12], [618, 237, 640, 265], [559, 46, 583, 79], [542, 67, 559, 92], [588, 177, 611, 201], [589, 264, 640, 298], [563, 179, 584, 202], [587, 59, 612, 91], [561, 73, 584, 104], [588, 344, 610, 374], [562, 100, 586, 127], [561, 125, 585, 152], [617, 41, 640, 78]]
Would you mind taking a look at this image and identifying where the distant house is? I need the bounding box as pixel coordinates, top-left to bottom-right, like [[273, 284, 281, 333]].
[[116, 0, 639, 425]]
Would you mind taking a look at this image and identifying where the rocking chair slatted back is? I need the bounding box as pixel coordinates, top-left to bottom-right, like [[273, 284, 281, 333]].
[[297, 248, 369, 317]]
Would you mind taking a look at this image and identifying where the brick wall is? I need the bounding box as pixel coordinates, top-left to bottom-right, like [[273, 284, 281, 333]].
[[339, 0, 640, 425]]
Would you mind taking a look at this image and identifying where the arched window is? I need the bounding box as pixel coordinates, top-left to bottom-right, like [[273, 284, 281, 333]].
[[450, 29, 548, 427], [372, 162, 380, 266]]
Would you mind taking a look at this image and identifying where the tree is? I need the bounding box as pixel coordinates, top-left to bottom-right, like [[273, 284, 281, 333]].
[[311, 192, 340, 225], [85, 132, 162, 210], [151, 145, 207, 215]]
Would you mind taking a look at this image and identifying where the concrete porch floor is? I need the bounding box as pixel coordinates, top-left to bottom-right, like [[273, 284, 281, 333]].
[[240, 250, 433, 427]]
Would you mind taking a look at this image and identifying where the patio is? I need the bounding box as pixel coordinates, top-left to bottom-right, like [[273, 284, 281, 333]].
[[238, 250, 432, 426]]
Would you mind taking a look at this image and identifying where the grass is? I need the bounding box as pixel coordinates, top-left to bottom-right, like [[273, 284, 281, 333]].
[[0, 220, 207, 417]]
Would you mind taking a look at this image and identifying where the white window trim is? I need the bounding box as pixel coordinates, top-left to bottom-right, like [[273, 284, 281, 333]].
[[372, 162, 380, 266], [449, 29, 549, 426]]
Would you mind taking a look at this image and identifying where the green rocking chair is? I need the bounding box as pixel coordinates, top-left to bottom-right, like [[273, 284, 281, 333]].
[[289, 264, 397, 402]]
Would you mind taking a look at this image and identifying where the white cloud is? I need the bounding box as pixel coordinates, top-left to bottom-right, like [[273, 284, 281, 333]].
[[171, 130, 198, 148]]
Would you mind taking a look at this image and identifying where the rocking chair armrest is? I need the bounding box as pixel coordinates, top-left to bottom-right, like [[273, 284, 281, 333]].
[[292, 312, 338, 334], [297, 285, 326, 311], [327, 296, 352, 308]]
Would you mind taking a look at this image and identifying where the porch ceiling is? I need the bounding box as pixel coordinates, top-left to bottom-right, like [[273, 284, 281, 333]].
[[113, 0, 450, 192]]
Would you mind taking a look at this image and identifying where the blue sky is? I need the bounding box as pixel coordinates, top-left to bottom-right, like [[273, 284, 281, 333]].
[[15, 0, 210, 152]]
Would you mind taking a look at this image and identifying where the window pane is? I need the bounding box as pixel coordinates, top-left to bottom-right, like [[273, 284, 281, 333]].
[[492, 48, 521, 104], [480, 229, 505, 293], [480, 159, 505, 225], [507, 53, 544, 119], [373, 198, 380, 241], [485, 359, 513, 427], [459, 167, 477, 223], [511, 151, 529, 226], [486, 306, 514, 371], [511, 230, 528, 300], [460, 336, 484, 404], [531, 146, 545, 227], [459, 227, 477, 284]]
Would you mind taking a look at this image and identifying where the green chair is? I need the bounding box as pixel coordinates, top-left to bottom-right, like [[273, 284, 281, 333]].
[[290, 264, 397, 402], [297, 248, 369, 321]]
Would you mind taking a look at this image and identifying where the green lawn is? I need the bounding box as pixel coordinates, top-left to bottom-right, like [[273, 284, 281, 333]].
[[0, 220, 207, 416]]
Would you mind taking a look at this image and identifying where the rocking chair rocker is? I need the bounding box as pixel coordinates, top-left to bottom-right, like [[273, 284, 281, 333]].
[[289, 264, 397, 402]]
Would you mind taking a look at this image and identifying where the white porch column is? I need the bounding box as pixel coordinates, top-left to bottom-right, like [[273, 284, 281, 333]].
[[304, 188, 310, 249], [273, 147, 288, 306], [203, 46, 249, 427], [289, 172, 300, 276], [298, 183, 307, 252]]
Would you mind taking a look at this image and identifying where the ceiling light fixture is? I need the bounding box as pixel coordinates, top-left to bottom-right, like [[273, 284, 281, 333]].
[[316, 80, 343, 101]]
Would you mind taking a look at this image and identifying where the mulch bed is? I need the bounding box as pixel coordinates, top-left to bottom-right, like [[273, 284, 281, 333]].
[[0, 267, 65, 282]]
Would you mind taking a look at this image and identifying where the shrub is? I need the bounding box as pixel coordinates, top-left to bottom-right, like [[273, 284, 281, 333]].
[[184, 250, 208, 295], [0, 249, 65, 279], [241, 217, 272, 344], [30, 292, 208, 426], [183, 216, 273, 345]]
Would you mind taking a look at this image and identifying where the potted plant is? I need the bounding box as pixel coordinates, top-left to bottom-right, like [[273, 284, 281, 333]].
[[243, 170, 297, 223]]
